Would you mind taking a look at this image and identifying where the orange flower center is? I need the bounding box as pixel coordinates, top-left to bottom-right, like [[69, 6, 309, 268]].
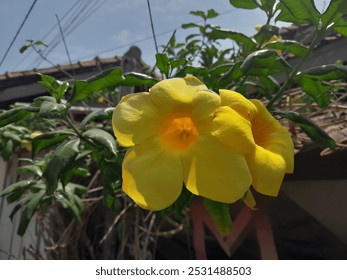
[[160, 115, 198, 150]]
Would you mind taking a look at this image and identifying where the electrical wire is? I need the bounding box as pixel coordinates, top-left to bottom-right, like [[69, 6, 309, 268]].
[[0, 0, 38, 67], [71, 8, 239, 63], [11, 0, 83, 71], [35, 0, 107, 68]]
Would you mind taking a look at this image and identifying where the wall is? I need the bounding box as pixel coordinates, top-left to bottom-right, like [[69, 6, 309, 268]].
[[0, 157, 45, 260]]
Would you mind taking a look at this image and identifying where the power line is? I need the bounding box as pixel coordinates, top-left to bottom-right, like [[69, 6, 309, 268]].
[[0, 0, 38, 67], [11, 0, 83, 71], [56, 14, 74, 76], [35, 0, 107, 68], [72, 8, 239, 62]]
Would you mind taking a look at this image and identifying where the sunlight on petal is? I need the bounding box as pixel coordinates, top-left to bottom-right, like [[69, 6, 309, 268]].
[[149, 76, 208, 112], [246, 146, 287, 196], [219, 89, 257, 120], [250, 99, 294, 173], [182, 136, 252, 203], [213, 106, 255, 154], [112, 92, 159, 147], [122, 138, 183, 210]]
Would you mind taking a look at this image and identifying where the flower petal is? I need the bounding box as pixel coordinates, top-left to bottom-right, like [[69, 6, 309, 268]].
[[246, 146, 286, 196], [112, 92, 159, 147], [122, 138, 183, 210], [182, 136, 252, 203], [219, 89, 257, 120], [212, 106, 255, 154], [250, 99, 294, 173], [149, 76, 209, 112]]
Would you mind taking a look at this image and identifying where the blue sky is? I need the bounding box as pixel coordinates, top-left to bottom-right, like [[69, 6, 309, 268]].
[[0, 0, 328, 74]]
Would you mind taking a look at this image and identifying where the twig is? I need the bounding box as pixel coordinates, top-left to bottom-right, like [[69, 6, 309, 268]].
[[146, 0, 159, 54], [99, 202, 134, 244], [142, 213, 156, 258]]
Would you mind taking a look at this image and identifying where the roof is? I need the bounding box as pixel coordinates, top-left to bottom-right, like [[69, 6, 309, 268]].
[[0, 46, 148, 108], [279, 22, 347, 70]]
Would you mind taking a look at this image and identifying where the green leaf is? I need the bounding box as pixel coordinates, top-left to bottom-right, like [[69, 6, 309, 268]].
[[209, 29, 257, 54], [321, 0, 347, 30], [273, 111, 336, 148], [17, 190, 46, 236], [34, 40, 48, 47], [155, 53, 170, 78], [55, 183, 86, 221], [298, 64, 347, 80], [190, 10, 206, 19], [97, 158, 122, 211], [296, 76, 331, 107], [42, 138, 80, 194], [39, 100, 67, 118], [229, 0, 258, 9], [257, 76, 280, 99], [0, 180, 36, 197], [82, 128, 117, 156], [2, 131, 21, 143], [9, 204, 22, 221], [32, 130, 76, 156], [210, 63, 234, 76], [227, 61, 244, 81], [1, 140, 13, 161], [17, 165, 43, 177], [181, 22, 201, 29], [70, 67, 157, 104], [265, 40, 309, 57], [203, 199, 233, 237], [276, 0, 321, 27], [294, 65, 347, 108], [241, 49, 292, 76], [80, 107, 114, 129], [206, 9, 219, 19], [179, 65, 209, 76], [333, 17, 347, 37], [38, 74, 69, 102], [259, 0, 276, 13], [174, 187, 194, 219], [217, 61, 244, 87], [19, 44, 30, 54], [61, 168, 90, 187], [169, 58, 188, 69], [0, 106, 38, 127]]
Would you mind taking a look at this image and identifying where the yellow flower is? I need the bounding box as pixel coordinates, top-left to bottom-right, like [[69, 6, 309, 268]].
[[112, 77, 252, 210], [21, 131, 42, 152], [212, 90, 294, 197]]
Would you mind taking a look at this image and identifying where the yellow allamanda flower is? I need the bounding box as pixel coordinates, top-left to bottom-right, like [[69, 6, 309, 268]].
[[112, 77, 253, 210], [212, 90, 294, 197], [21, 131, 42, 152]]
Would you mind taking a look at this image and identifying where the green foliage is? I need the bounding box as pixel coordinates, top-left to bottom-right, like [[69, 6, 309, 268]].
[[274, 111, 336, 149], [42, 138, 80, 194], [0, 1, 345, 244], [19, 40, 48, 54], [265, 40, 309, 57], [70, 67, 157, 103], [82, 128, 118, 157], [241, 49, 292, 76], [38, 74, 69, 102], [203, 198, 233, 236], [276, 0, 321, 27]]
